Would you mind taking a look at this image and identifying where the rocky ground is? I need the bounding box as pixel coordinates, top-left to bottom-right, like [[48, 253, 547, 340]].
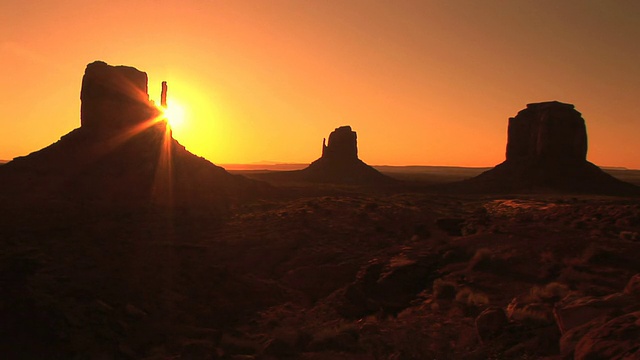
[[2, 184, 639, 359]]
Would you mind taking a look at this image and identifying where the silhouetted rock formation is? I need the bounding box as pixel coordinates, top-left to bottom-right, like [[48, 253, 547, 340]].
[[457, 101, 639, 195], [299, 126, 392, 184], [80, 61, 158, 133], [506, 101, 588, 163], [0, 61, 266, 210], [161, 81, 168, 108], [322, 125, 358, 161]]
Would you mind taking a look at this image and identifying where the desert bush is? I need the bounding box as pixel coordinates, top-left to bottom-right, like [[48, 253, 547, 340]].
[[467, 248, 494, 270], [432, 278, 457, 300], [507, 303, 554, 325], [579, 244, 624, 266], [309, 322, 360, 352], [455, 288, 490, 306], [529, 282, 570, 303]]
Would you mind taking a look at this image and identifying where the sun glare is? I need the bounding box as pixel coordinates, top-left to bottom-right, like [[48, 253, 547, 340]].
[[162, 102, 186, 131]]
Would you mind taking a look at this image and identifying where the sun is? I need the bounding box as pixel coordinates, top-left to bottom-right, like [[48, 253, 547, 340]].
[[162, 102, 186, 131]]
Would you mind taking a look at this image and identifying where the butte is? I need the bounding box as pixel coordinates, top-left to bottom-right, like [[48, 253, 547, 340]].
[[453, 101, 639, 195], [0, 61, 265, 211], [258, 126, 393, 185]]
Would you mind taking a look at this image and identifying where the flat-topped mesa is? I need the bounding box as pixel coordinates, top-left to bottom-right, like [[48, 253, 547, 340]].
[[80, 61, 159, 132], [453, 101, 640, 195], [321, 125, 358, 161], [506, 101, 588, 163]]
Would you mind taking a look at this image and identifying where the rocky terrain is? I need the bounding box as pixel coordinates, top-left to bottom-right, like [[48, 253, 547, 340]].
[[2, 189, 639, 359], [1, 63, 639, 359]]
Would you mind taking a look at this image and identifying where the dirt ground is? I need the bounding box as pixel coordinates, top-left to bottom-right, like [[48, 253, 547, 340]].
[[1, 171, 639, 359]]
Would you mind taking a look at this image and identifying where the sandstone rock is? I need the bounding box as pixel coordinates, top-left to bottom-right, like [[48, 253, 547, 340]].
[[161, 81, 168, 108], [339, 254, 439, 316], [280, 263, 359, 302], [80, 61, 159, 133], [574, 311, 640, 360], [321, 126, 358, 161], [475, 306, 508, 344], [436, 218, 466, 236], [559, 315, 612, 359], [298, 126, 393, 184], [0, 61, 267, 209], [506, 101, 587, 162], [456, 101, 640, 195], [624, 273, 640, 296], [553, 293, 637, 334]]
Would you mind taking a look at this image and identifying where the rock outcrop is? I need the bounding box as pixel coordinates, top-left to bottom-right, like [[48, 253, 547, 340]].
[[299, 126, 392, 184], [322, 126, 358, 161], [0, 61, 265, 210], [457, 101, 639, 195], [80, 61, 158, 132], [554, 274, 640, 359], [506, 101, 588, 163]]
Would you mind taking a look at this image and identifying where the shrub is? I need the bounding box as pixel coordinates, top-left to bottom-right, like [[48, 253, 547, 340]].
[[433, 278, 457, 300], [455, 288, 490, 306], [467, 248, 494, 270], [529, 282, 569, 303]]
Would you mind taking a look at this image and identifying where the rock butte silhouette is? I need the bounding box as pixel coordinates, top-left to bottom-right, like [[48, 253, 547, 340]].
[[455, 101, 639, 195], [0, 61, 264, 209], [297, 126, 393, 184]]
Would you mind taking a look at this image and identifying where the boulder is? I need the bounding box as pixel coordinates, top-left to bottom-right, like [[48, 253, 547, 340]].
[[475, 307, 508, 344], [338, 254, 439, 317], [553, 293, 638, 334], [623, 273, 640, 296], [574, 311, 640, 360], [559, 315, 612, 359]]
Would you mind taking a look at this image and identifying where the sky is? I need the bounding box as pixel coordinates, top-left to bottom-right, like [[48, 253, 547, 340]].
[[2, 0, 640, 168]]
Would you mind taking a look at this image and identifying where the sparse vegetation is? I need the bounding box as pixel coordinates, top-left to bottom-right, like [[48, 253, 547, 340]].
[[468, 247, 495, 270], [456, 287, 490, 306], [529, 282, 570, 303], [433, 278, 457, 300], [507, 303, 554, 325]]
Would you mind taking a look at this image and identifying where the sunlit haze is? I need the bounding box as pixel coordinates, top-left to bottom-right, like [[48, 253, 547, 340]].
[[2, 1, 640, 168]]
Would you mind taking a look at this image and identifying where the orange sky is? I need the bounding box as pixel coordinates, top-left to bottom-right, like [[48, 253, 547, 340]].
[[2, 1, 640, 168]]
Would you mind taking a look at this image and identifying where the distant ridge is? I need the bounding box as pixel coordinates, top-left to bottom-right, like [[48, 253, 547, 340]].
[[221, 163, 307, 171]]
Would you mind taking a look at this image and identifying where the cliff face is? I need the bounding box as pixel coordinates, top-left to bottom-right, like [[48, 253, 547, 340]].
[[322, 126, 358, 161], [506, 101, 587, 163], [80, 61, 159, 132]]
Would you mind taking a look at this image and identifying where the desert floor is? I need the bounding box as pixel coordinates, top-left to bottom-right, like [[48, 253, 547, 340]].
[[1, 169, 639, 359]]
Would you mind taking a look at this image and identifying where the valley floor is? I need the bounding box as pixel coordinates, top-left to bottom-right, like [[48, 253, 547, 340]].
[[1, 188, 640, 359]]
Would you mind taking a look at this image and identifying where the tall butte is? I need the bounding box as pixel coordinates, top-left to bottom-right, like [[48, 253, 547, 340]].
[[461, 101, 638, 195], [0, 61, 264, 209], [80, 61, 160, 133], [298, 125, 392, 184]]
